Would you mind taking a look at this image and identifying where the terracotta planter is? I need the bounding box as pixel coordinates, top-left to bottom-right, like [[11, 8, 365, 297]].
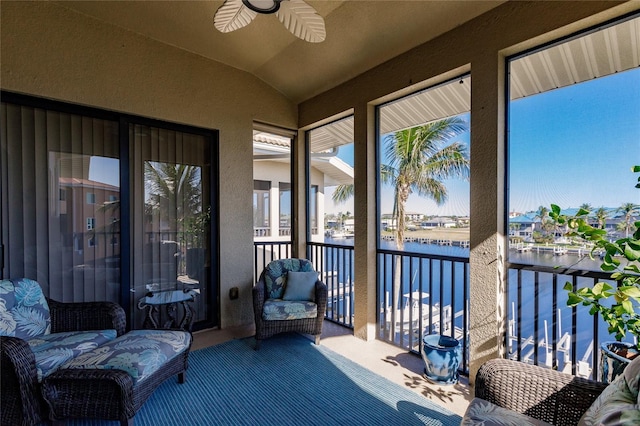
[[421, 334, 461, 385], [599, 341, 639, 384]]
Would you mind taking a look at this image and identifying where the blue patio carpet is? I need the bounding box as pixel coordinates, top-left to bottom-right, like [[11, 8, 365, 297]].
[[63, 333, 461, 425]]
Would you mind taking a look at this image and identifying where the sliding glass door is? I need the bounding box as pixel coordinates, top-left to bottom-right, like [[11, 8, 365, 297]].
[[129, 123, 214, 328], [1, 94, 218, 330]]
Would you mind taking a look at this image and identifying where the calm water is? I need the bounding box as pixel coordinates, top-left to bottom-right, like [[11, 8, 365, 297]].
[[327, 236, 604, 270]]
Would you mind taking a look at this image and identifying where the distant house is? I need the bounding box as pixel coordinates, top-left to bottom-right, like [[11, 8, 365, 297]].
[[253, 130, 354, 242], [381, 218, 397, 231], [405, 212, 424, 222], [508, 214, 536, 240], [421, 217, 457, 229]]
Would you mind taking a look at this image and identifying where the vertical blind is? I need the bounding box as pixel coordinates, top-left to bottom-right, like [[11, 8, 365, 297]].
[[1, 102, 120, 302]]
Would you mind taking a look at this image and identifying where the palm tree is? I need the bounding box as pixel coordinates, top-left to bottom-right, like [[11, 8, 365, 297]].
[[533, 206, 555, 242], [616, 202, 640, 237], [594, 207, 609, 230], [145, 162, 202, 237], [333, 117, 469, 337]]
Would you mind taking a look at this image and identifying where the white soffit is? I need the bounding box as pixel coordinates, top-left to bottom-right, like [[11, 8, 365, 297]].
[[312, 16, 639, 147], [308, 116, 354, 153], [510, 16, 640, 100], [379, 75, 471, 136], [312, 156, 354, 186]]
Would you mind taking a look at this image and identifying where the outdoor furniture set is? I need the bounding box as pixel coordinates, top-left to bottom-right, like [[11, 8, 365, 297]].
[[0, 278, 191, 426], [253, 258, 327, 349], [462, 356, 640, 425]]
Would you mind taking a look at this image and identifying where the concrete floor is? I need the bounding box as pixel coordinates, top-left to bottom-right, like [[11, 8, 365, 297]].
[[191, 320, 472, 418]]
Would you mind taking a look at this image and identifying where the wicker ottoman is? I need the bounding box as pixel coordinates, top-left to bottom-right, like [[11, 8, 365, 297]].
[[42, 329, 191, 426]]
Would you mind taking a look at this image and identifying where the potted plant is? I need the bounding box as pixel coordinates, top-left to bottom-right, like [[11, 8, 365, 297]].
[[550, 165, 640, 383]]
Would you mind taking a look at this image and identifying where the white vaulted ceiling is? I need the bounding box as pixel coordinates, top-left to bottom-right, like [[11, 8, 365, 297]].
[[53, 1, 505, 104]]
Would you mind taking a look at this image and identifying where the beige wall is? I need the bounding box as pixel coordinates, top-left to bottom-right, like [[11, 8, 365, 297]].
[[298, 1, 638, 382], [0, 1, 297, 328]]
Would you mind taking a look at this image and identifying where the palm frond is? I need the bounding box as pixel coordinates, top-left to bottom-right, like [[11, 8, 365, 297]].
[[332, 184, 354, 204]]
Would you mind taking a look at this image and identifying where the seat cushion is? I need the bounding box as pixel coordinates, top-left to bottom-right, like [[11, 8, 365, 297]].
[[27, 329, 118, 381], [578, 354, 640, 425], [0, 278, 51, 339], [61, 329, 191, 385], [263, 259, 315, 299], [262, 299, 318, 320], [461, 398, 552, 426]]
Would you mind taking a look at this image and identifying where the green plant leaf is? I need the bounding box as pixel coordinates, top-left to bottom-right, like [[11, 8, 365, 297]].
[[567, 293, 582, 306], [592, 282, 610, 296], [621, 300, 633, 314], [576, 208, 590, 216], [621, 286, 640, 299], [624, 244, 640, 261], [624, 264, 639, 274]]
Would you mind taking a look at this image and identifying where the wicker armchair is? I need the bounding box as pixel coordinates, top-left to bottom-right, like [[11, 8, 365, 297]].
[[464, 358, 608, 425], [253, 258, 327, 349], [1, 297, 126, 426]]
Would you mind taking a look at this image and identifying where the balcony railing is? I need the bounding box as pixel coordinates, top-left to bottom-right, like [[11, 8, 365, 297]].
[[253, 241, 612, 380], [253, 241, 292, 281], [377, 249, 470, 375], [507, 261, 624, 380], [307, 242, 355, 328], [254, 227, 271, 237]]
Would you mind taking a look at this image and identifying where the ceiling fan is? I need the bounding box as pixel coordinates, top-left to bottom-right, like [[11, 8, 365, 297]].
[[214, 0, 326, 43]]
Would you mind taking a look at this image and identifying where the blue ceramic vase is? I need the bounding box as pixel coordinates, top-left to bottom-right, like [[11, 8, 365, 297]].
[[599, 341, 638, 384], [421, 334, 461, 385]]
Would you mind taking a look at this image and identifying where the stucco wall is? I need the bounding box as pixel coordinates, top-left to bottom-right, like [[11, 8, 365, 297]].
[[0, 1, 297, 328]]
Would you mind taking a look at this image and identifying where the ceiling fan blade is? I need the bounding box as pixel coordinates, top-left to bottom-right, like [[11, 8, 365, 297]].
[[214, 0, 258, 33], [276, 0, 326, 43]]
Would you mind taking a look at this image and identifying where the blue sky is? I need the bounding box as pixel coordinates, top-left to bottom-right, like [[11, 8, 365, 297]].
[[508, 68, 640, 215], [327, 67, 639, 217]]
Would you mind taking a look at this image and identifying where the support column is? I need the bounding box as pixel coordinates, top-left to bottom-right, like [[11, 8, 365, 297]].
[[352, 103, 377, 341], [293, 129, 307, 258], [468, 53, 507, 384]]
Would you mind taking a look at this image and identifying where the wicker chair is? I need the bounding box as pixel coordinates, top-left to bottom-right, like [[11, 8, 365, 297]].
[[464, 358, 609, 425], [253, 258, 327, 349], [1, 296, 126, 426]]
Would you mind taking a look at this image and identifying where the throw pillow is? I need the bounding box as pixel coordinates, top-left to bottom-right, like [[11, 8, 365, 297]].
[[282, 271, 318, 302], [578, 354, 640, 425]]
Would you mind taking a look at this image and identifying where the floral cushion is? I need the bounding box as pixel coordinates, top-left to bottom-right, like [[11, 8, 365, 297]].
[[461, 398, 553, 426], [27, 330, 118, 382], [263, 259, 315, 299], [0, 278, 51, 339], [61, 329, 191, 385], [262, 299, 318, 320], [578, 354, 640, 425]]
